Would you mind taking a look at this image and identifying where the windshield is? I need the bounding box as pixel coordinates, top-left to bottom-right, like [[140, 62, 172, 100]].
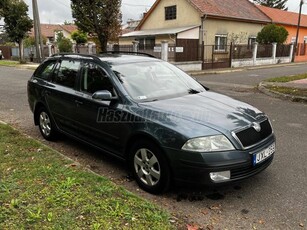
[[111, 61, 206, 102]]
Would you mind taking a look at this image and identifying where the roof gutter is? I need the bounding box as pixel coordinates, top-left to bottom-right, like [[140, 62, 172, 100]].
[[200, 14, 207, 45]]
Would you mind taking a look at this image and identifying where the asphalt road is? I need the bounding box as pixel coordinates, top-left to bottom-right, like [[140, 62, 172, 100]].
[[0, 65, 306, 229]]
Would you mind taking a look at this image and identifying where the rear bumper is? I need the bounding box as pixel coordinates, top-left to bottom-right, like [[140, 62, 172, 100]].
[[163, 135, 275, 186]]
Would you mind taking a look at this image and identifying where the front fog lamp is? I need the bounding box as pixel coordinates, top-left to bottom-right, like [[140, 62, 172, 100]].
[[210, 171, 231, 182]]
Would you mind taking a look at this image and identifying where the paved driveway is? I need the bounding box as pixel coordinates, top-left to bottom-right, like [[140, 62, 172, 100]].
[[0, 65, 306, 229]]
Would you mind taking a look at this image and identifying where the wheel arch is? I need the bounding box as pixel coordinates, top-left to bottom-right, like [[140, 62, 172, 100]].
[[124, 132, 173, 175], [33, 102, 47, 125]]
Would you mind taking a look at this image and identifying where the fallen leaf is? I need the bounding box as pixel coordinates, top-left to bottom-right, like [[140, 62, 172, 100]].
[[201, 209, 209, 215], [209, 204, 222, 210], [258, 219, 265, 224], [187, 224, 200, 230], [299, 223, 304, 227], [169, 219, 176, 223]]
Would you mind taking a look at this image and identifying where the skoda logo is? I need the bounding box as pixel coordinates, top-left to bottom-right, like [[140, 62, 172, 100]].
[[252, 122, 261, 132]]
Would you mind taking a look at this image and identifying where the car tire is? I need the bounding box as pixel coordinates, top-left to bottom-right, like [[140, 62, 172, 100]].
[[129, 140, 171, 194], [37, 107, 57, 141]]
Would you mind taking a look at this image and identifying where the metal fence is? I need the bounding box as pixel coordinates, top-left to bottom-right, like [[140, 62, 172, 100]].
[[276, 44, 291, 57], [203, 44, 232, 69], [232, 45, 253, 59], [257, 44, 273, 58]]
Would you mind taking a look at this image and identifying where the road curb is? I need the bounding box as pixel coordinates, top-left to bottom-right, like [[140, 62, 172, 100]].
[[258, 82, 307, 103]]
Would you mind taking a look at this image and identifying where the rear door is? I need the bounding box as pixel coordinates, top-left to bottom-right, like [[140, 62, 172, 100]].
[[44, 58, 81, 135]]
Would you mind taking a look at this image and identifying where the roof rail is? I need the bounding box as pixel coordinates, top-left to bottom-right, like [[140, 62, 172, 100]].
[[99, 51, 156, 58], [51, 53, 101, 62]]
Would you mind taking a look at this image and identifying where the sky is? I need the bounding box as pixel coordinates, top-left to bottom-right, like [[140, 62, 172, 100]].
[[1, 0, 307, 25]]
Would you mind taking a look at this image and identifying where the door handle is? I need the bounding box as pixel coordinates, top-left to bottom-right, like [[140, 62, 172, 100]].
[[43, 91, 51, 97], [75, 100, 83, 106]]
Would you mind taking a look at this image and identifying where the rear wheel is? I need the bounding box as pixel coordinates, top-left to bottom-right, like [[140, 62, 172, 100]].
[[130, 140, 171, 194], [37, 107, 57, 141]]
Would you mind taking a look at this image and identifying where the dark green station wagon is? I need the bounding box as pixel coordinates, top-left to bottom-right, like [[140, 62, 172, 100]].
[[27, 53, 275, 194]]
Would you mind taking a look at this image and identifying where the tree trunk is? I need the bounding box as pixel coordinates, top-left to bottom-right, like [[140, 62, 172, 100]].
[[19, 39, 25, 64], [98, 34, 108, 52]]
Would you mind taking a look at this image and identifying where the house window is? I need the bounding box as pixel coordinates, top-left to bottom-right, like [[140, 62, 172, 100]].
[[137, 37, 155, 50], [165, 5, 176, 20], [215, 35, 227, 51], [304, 36, 307, 43]]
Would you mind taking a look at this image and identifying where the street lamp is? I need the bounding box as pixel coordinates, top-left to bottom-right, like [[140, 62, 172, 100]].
[[293, 0, 305, 62]]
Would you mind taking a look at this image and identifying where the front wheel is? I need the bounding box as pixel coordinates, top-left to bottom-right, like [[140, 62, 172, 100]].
[[129, 140, 171, 194], [37, 107, 57, 141]]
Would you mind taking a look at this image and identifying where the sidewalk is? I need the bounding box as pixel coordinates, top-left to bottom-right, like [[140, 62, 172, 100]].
[[187, 61, 307, 76], [258, 79, 307, 103], [186, 62, 307, 103]]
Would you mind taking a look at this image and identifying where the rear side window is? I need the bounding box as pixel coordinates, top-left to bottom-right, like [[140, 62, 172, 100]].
[[53, 59, 80, 89], [34, 60, 57, 80]]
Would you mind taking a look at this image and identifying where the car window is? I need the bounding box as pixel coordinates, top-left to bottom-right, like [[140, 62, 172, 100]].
[[33, 60, 57, 80], [111, 61, 205, 102], [53, 59, 80, 89], [81, 62, 115, 95]]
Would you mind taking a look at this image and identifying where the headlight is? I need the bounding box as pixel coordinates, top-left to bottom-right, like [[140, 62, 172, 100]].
[[182, 135, 235, 152]]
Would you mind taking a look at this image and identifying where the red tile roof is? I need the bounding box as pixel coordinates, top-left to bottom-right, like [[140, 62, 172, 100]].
[[137, 0, 270, 30], [29, 24, 78, 38], [257, 5, 307, 28], [188, 0, 270, 22]]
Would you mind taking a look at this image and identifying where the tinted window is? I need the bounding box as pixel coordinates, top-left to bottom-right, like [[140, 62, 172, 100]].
[[81, 62, 114, 95], [34, 60, 57, 80], [53, 59, 80, 88]]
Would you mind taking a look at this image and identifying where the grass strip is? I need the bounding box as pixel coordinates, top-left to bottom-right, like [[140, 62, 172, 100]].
[[266, 85, 307, 97], [0, 60, 20, 67], [265, 74, 307, 83], [0, 124, 173, 229]]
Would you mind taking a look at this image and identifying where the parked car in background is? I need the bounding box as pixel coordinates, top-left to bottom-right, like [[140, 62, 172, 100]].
[[27, 53, 275, 194]]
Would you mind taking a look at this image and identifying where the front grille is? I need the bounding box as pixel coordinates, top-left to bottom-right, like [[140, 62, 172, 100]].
[[231, 155, 273, 179], [235, 119, 272, 148]]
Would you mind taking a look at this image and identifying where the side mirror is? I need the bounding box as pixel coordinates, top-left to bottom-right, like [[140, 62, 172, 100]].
[[92, 90, 114, 101]]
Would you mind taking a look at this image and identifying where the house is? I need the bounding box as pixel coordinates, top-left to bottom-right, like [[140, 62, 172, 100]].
[[121, 19, 141, 35], [29, 24, 78, 44], [257, 5, 307, 62], [120, 0, 269, 52]]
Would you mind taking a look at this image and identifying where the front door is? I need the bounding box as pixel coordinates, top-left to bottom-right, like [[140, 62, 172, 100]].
[[72, 61, 129, 157]]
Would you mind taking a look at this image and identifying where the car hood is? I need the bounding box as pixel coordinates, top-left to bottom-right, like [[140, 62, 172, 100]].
[[139, 91, 265, 136]]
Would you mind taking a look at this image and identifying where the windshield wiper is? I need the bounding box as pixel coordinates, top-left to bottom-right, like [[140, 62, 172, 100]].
[[188, 89, 201, 94]]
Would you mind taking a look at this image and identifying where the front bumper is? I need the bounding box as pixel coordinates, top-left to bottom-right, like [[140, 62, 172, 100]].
[[164, 135, 275, 186]]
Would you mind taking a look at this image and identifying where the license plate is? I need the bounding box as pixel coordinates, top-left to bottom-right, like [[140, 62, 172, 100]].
[[253, 143, 275, 166]]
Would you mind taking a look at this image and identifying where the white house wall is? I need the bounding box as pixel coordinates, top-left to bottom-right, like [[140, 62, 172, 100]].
[[177, 27, 200, 39]]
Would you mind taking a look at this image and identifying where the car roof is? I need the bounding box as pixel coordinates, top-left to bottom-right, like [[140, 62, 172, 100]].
[[50, 53, 160, 66], [99, 54, 161, 65]]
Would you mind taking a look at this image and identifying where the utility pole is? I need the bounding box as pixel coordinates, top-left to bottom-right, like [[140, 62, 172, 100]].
[[293, 0, 304, 62], [32, 0, 44, 62]]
